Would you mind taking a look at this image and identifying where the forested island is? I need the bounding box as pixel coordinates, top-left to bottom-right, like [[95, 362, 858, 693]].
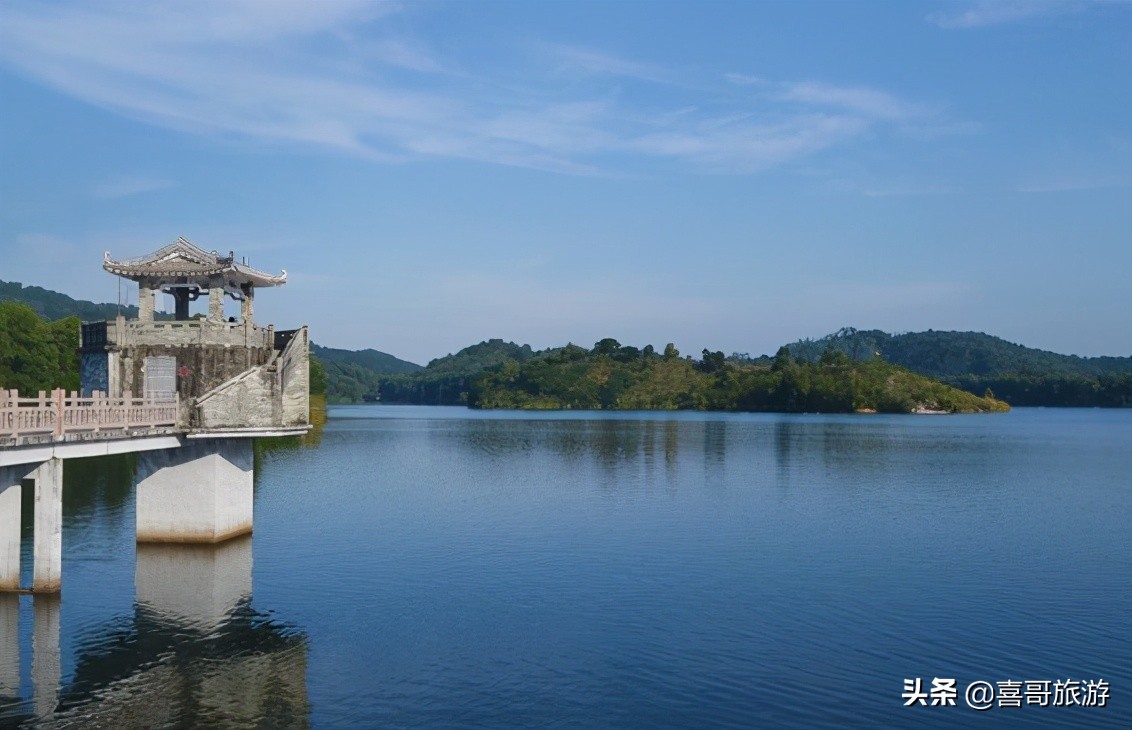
[[466, 340, 1007, 413], [3, 280, 1130, 410]]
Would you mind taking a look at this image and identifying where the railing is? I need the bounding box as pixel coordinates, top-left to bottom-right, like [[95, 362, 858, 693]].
[[104, 317, 273, 350], [0, 389, 180, 444]]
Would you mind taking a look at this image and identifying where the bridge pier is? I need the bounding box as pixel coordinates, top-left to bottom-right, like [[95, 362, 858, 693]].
[[0, 459, 63, 594], [0, 466, 25, 591], [33, 459, 63, 593], [136, 439, 254, 544]]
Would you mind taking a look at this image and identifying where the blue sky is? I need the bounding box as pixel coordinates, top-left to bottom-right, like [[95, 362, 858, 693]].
[[0, 0, 1129, 364]]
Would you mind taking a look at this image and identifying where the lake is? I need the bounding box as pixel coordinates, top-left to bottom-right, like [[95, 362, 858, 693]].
[[1, 406, 1129, 728]]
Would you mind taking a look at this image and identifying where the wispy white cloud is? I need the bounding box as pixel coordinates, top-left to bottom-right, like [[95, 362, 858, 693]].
[[0, 1, 962, 176], [92, 174, 175, 199], [778, 82, 929, 121], [928, 0, 1085, 29], [541, 43, 676, 85]]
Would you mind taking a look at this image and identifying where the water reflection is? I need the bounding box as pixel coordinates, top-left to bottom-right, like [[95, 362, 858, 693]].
[[0, 594, 20, 704], [252, 398, 327, 489], [1, 539, 309, 728], [453, 417, 689, 468]]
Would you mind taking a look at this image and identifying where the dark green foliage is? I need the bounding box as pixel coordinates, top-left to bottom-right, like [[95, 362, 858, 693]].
[[308, 356, 328, 396], [0, 301, 80, 392], [699, 349, 726, 373], [468, 338, 1008, 414], [786, 327, 1132, 407]]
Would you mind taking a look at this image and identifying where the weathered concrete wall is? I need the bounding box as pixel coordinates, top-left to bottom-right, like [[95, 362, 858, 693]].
[[116, 344, 272, 408], [136, 538, 252, 627], [135, 439, 253, 543], [195, 364, 279, 430], [279, 326, 309, 427]]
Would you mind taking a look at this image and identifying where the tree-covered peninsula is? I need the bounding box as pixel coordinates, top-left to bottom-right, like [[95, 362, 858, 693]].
[[467, 339, 1009, 414]]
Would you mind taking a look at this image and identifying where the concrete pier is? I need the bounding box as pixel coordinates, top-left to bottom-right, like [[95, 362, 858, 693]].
[[135, 439, 254, 544], [0, 466, 27, 591], [32, 459, 63, 593], [0, 460, 63, 593]]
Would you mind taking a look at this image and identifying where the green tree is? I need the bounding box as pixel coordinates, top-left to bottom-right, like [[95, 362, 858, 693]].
[[771, 346, 793, 373], [0, 301, 78, 392], [699, 349, 726, 373], [309, 356, 328, 395], [592, 338, 622, 357]]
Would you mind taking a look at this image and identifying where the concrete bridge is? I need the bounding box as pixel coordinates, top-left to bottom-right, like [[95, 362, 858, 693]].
[[1, 238, 311, 595], [0, 387, 304, 594]]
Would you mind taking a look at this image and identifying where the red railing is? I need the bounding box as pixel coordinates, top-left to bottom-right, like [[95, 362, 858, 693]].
[[0, 389, 180, 443]]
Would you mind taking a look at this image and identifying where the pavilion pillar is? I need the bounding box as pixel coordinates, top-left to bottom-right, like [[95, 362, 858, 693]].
[[241, 285, 254, 322], [173, 288, 191, 320], [32, 459, 63, 594], [136, 439, 253, 544], [138, 283, 155, 322], [0, 465, 29, 591], [208, 279, 224, 322]]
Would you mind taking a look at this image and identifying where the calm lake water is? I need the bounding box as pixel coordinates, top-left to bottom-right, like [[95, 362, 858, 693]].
[[2, 407, 1130, 728]]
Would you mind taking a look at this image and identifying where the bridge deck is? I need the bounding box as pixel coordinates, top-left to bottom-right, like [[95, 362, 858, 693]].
[[0, 388, 308, 468], [0, 389, 179, 448]]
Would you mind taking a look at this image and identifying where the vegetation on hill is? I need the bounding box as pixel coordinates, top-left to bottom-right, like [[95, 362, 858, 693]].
[[468, 339, 1008, 414], [786, 328, 1132, 407], [377, 339, 536, 405], [1, 279, 139, 322], [309, 344, 419, 402], [0, 301, 80, 393]]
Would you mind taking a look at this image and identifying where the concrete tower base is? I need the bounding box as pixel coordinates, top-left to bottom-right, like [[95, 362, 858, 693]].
[[135, 439, 253, 544]]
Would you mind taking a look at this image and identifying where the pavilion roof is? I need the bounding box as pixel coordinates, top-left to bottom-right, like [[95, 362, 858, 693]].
[[103, 237, 286, 287]]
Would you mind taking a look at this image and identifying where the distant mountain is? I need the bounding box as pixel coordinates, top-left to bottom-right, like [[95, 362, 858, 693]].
[[308, 344, 421, 402], [784, 328, 1132, 407], [310, 344, 421, 375], [0, 279, 139, 321], [785, 328, 1131, 378], [378, 339, 537, 405]]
